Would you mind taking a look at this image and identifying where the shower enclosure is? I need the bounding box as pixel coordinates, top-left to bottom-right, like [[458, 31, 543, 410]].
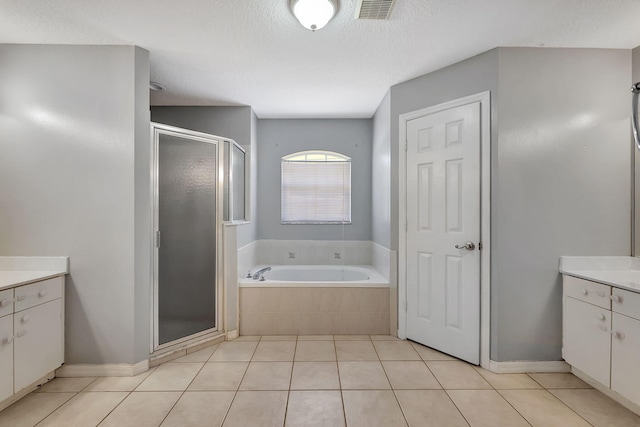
[[151, 123, 223, 351]]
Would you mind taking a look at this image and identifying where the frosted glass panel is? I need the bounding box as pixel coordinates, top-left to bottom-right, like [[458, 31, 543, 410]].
[[232, 144, 245, 221], [158, 133, 217, 345]]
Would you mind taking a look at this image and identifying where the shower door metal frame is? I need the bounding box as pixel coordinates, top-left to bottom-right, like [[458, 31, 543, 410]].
[[150, 123, 225, 353]]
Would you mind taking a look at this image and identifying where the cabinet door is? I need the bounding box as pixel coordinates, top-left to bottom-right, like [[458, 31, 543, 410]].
[[14, 299, 63, 392], [563, 297, 611, 386], [611, 313, 640, 406], [0, 315, 13, 402]]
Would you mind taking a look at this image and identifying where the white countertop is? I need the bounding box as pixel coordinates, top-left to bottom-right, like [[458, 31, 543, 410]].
[[0, 256, 68, 291], [560, 256, 640, 293]]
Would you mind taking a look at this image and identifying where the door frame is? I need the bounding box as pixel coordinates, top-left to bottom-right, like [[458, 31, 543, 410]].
[[398, 91, 491, 368], [150, 122, 225, 353]]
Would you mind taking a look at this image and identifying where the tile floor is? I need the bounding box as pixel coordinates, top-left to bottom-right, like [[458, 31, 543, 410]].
[[1, 335, 639, 426]]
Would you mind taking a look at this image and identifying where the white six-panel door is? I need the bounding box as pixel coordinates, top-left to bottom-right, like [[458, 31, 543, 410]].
[[405, 101, 481, 364]]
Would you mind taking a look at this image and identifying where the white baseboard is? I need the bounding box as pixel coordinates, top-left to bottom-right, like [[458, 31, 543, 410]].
[[226, 329, 239, 340], [488, 360, 570, 374], [56, 359, 149, 377]]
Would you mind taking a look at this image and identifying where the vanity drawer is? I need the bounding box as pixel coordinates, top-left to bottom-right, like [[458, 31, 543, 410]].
[[14, 276, 63, 312], [0, 289, 13, 317], [612, 288, 640, 321], [564, 275, 611, 309]]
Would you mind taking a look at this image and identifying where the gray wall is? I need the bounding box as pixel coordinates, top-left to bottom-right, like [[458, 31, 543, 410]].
[[0, 44, 151, 364], [492, 47, 631, 361], [372, 90, 391, 249], [257, 119, 373, 241], [150, 106, 258, 248], [388, 47, 631, 362]]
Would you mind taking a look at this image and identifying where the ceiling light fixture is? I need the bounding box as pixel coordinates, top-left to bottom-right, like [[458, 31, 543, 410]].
[[290, 0, 338, 31]]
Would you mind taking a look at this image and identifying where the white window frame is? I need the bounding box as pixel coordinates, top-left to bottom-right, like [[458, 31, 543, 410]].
[[281, 150, 352, 225]]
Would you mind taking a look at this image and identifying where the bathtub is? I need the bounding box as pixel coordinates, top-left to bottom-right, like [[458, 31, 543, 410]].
[[239, 265, 388, 287], [238, 265, 390, 335]]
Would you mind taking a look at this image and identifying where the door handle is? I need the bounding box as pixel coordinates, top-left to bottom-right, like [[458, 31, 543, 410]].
[[455, 242, 476, 251]]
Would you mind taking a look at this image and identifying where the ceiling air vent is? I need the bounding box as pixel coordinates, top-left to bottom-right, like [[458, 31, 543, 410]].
[[355, 0, 396, 20]]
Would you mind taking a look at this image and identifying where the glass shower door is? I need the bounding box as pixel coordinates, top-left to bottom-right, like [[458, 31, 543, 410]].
[[154, 126, 219, 348]]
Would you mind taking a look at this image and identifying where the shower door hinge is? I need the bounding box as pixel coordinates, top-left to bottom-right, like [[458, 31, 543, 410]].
[[155, 231, 161, 248]]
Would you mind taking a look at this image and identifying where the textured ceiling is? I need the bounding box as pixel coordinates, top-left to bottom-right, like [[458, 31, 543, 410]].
[[2, 0, 640, 118]]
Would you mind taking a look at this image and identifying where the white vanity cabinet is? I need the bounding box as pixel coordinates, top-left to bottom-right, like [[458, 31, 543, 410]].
[[0, 312, 13, 402], [0, 274, 65, 407], [563, 274, 640, 409], [610, 288, 640, 405]]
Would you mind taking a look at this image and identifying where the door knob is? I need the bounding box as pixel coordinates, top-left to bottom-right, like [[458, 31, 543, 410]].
[[455, 242, 476, 251]]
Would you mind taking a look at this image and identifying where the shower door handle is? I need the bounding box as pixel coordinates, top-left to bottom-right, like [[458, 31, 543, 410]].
[[455, 242, 476, 251]]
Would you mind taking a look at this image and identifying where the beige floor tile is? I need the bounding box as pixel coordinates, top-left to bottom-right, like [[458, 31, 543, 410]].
[[410, 342, 456, 361], [342, 390, 407, 427], [338, 361, 391, 389], [239, 361, 293, 390], [474, 367, 542, 389], [294, 340, 336, 361], [38, 392, 128, 427], [426, 361, 492, 389], [188, 362, 248, 391], [291, 362, 340, 390], [0, 392, 75, 427], [550, 389, 640, 427], [528, 373, 592, 389], [261, 335, 297, 341], [373, 341, 420, 360], [85, 369, 155, 392], [297, 335, 334, 340], [98, 391, 181, 427], [161, 391, 235, 427], [235, 335, 261, 341], [500, 389, 591, 427], [382, 361, 441, 389], [209, 341, 258, 361], [136, 363, 203, 391], [285, 391, 345, 427], [334, 335, 370, 341], [395, 390, 469, 427], [35, 377, 97, 393], [447, 390, 530, 427], [370, 335, 401, 341], [336, 340, 379, 361], [169, 345, 218, 363], [222, 391, 288, 427], [252, 340, 296, 361]]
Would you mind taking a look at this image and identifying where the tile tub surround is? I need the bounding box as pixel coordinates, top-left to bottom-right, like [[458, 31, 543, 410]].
[[239, 287, 390, 336], [1, 335, 639, 427]]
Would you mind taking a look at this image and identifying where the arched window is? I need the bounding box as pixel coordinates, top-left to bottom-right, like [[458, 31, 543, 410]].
[[281, 150, 351, 224]]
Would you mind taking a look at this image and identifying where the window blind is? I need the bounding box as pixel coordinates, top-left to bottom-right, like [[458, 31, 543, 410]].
[[281, 156, 351, 224]]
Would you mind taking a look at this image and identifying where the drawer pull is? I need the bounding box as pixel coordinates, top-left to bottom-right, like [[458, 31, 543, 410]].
[[1, 336, 12, 345], [38, 290, 48, 298], [0, 299, 11, 307], [16, 295, 26, 301], [598, 313, 606, 321], [612, 331, 626, 340], [21, 315, 30, 324], [611, 295, 623, 303], [581, 289, 588, 296], [16, 330, 27, 338]]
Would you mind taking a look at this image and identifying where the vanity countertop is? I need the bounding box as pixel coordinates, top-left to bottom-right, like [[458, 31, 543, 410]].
[[560, 256, 640, 293], [0, 256, 69, 291]]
